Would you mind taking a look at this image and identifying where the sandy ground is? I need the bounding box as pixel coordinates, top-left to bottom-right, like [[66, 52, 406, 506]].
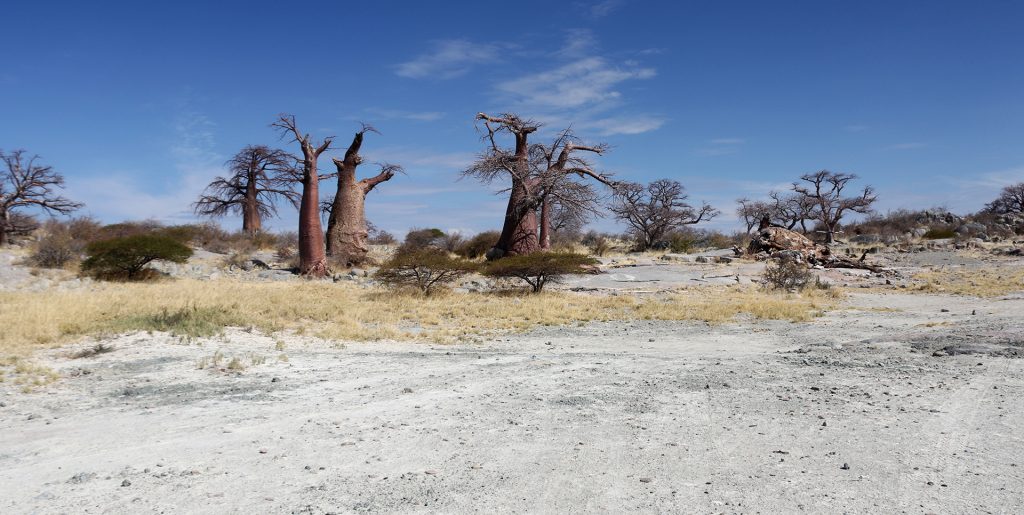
[[2, 284, 1023, 513]]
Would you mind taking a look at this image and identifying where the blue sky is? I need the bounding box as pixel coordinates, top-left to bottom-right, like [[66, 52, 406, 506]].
[[2, 0, 1022, 236]]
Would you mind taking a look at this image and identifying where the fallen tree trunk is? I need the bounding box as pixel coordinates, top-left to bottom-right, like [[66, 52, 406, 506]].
[[745, 223, 886, 273]]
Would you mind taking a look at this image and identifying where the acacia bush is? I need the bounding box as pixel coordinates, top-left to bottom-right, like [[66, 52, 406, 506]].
[[763, 255, 814, 290], [401, 228, 446, 251], [28, 217, 103, 268], [456, 230, 500, 259], [375, 247, 478, 296], [483, 252, 598, 293], [81, 235, 193, 281]]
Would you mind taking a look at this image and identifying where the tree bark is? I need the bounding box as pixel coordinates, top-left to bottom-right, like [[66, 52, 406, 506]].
[[326, 132, 365, 263], [298, 158, 328, 276], [326, 163, 368, 265], [0, 208, 8, 245], [538, 197, 551, 250], [241, 178, 261, 237], [491, 132, 540, 258]]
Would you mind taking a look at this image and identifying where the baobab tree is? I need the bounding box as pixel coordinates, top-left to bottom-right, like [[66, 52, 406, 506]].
[[985, 182, 1024, 214], [324, 125, 401, 266], [736, 192, 819, 234], [464, 114, 614, 258], [792, 170, 876, 243], [193, 145, 298, 236], [1, 150, 82, 245], [271, 115, 334, 277], [532, 129, 614, 249], [610, 179, 718, 250]]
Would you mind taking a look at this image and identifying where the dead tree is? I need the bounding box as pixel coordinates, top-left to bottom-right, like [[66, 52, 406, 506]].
[[0, 150, 82, 245], [610, 179, 717, 250], [193, 145, 298, 236], [533, 129, 615, 249], [324, 125, 401, 266], [272, 115, 334, 277], [792, 170, 876, 244], [768, 190, 819, 233], [985, 182, 1024, 214], [736, 198, 772, 233]]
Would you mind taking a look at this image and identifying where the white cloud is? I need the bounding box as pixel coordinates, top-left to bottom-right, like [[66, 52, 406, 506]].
[[394, 40, 501, 79], [581, 115, 666, 136], [557, 28, 598, 58], [498, 56, 655, 110], [589, 0, 624, 18]]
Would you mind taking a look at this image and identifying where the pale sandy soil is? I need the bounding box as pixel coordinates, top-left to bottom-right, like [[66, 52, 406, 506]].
[[1, 286, 1023, 513]]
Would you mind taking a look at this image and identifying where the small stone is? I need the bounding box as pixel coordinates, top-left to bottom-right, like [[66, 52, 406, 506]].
[[840, 463, 850, 470], [639, 477, 653, 483], [259, 448, 268, 454], [271, 377, 280, 383], [121, 479, 131, 487], [424, 469, 439, 475], [940, 308, 950, 313], [402, 387, 414, 394], [822, 421, 827, 427]]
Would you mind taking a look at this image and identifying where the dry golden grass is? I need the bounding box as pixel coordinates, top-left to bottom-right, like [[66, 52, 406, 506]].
[[0, 279, 837, 358], [912, 266, 1024, 297]]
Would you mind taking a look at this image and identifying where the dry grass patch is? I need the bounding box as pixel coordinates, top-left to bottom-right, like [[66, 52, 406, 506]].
[[0, 280, 837, 358], [912, 267, 1024, 297]]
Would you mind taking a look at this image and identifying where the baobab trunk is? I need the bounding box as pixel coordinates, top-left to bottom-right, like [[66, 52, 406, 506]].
[[326, 165, 369, 265], [298, 161, 328, 276], [0, 209, 8, 245], [538, 197, 552, 250], [324, 130, 397, 266], [489, 126, 540, 259], [241, 180, 261, 237]]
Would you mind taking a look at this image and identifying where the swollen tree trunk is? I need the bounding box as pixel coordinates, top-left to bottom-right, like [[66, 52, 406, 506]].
[[241, 179, 261, 237], [538, 197, 551, 250], [325, 130, 397, 266], [491, 131, 540, 258], [0, 208, 8, 245], [298, 160, 328, 276]]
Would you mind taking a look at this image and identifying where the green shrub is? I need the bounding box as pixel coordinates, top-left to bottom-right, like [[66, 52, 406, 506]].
[[375, 247, 478, 296], [666, 231, 696, 253], [483, 252, 598, 293], [922, 227, 956, 239], [456, 230, 500, 259], [81, 235, 193, 281], [401, 228, 446, 251], [763, 255, 813, 290]]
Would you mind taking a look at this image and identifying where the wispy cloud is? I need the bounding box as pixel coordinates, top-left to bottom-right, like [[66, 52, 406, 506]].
[[70, 109, 223, 224], [588, 0, 624, 18], [557, 28, 598, 58], [498, 56, 655, 110], [886, 142, 928, 150], [394, 39, 501, 79], [581, 115, 666, 136]]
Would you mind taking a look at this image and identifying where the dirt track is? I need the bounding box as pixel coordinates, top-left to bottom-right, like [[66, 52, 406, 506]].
[[2, 289, 1023, 513]]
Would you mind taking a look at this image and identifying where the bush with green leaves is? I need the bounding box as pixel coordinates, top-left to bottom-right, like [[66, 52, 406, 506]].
[[400, 227, 446, 251], [375, 247, 478, 296], [762, 255, 814, 290], [81, 234, 193, 281], [483, 252, 598, 293], [456, 230, 500, 259]]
